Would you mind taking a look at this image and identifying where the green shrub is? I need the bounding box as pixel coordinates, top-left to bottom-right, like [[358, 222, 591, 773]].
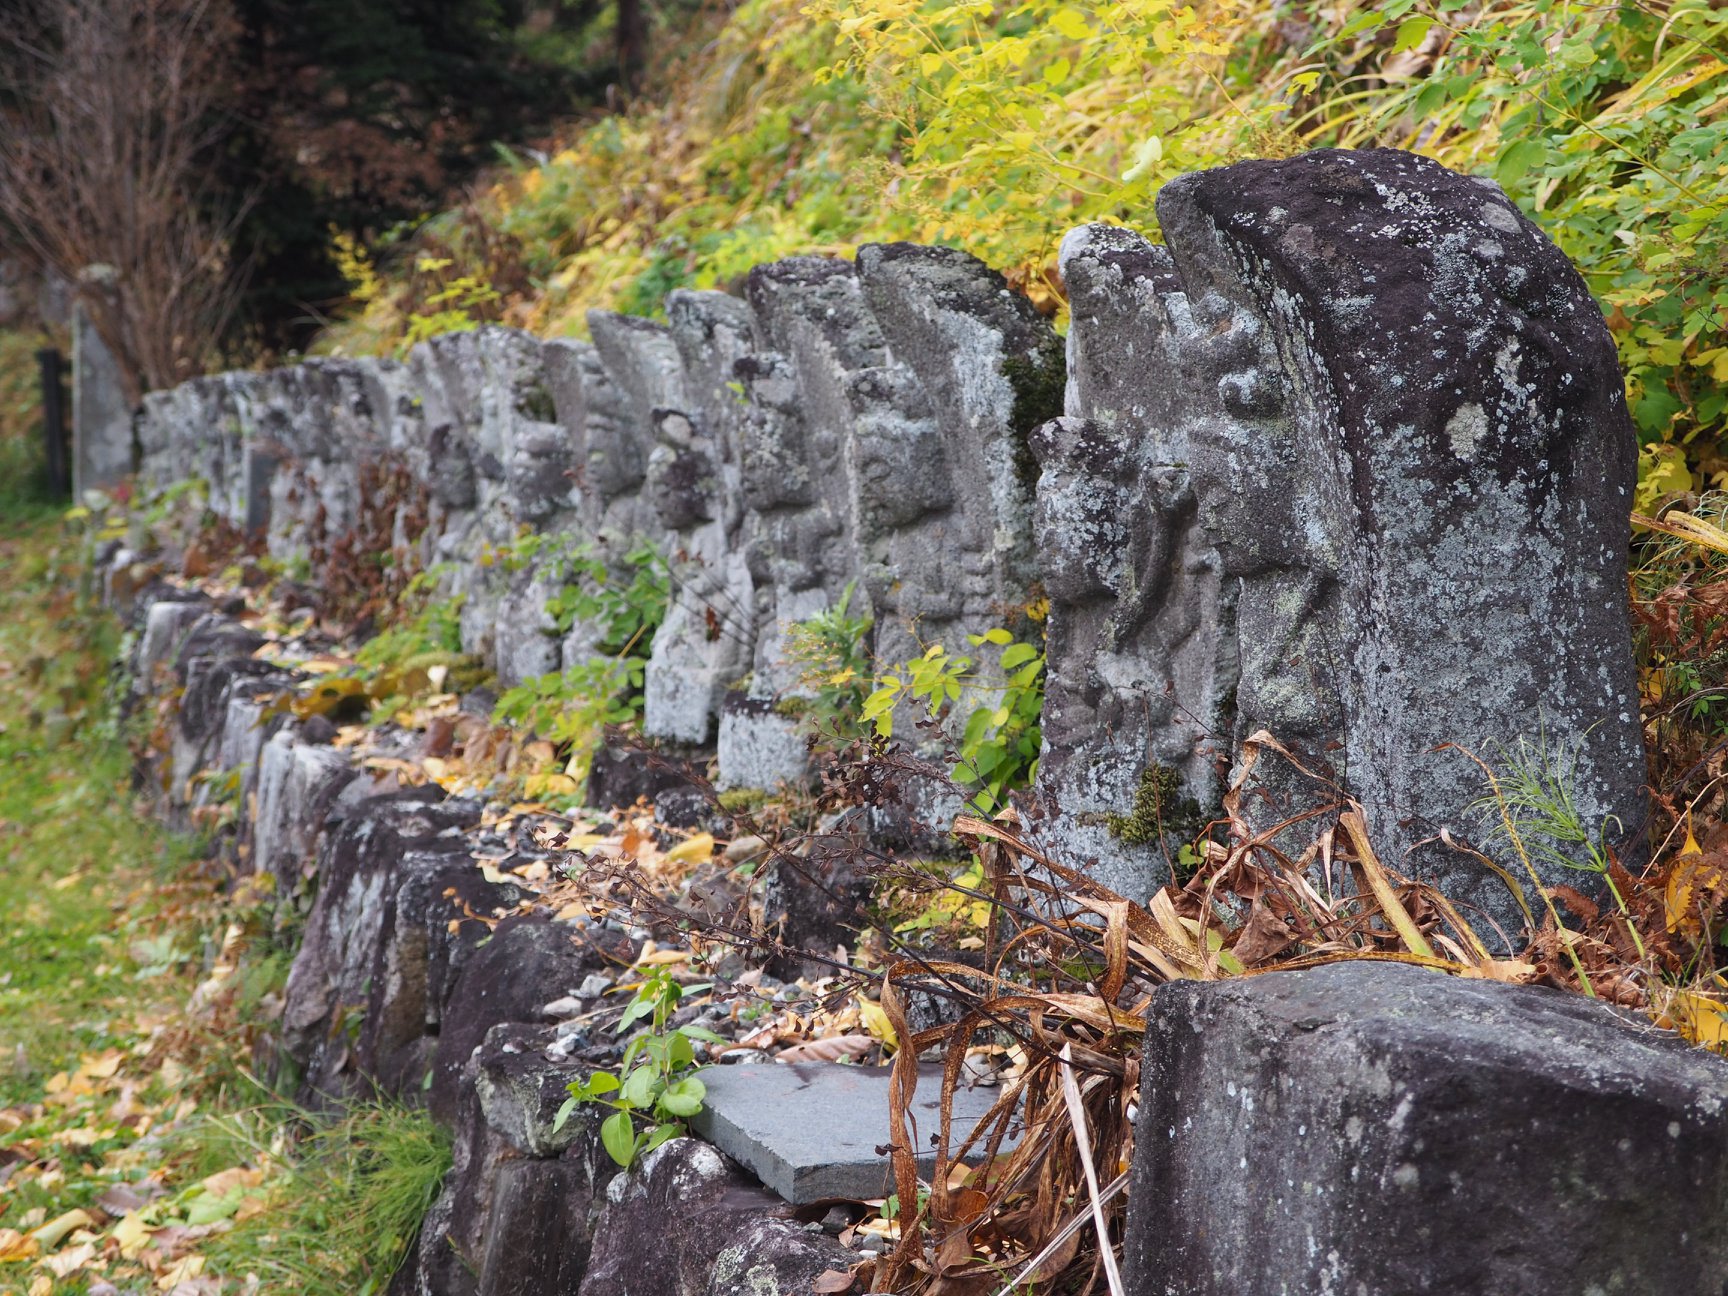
[[493, 536, 670, 784], [864, 627, 1046, 816]]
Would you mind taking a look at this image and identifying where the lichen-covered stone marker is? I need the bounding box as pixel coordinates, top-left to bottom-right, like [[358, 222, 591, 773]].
[[1042, 148, 1646, 931]]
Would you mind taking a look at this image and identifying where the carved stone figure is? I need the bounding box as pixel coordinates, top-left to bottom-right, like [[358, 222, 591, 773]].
[[1028, 231, 1233, 897], [1157, 148, 1646, 933]]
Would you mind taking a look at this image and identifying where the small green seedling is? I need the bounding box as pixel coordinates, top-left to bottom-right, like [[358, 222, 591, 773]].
[[553, 967, 726, 1168]]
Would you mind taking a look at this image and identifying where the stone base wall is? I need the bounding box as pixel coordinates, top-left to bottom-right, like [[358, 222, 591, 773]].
[[111, 573, 852, 1296]]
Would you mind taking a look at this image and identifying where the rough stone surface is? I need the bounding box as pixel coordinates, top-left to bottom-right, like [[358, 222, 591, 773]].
[[401, 1022, 618, 1296], [762, 821, 875, 982], [628, 294, 759, 747], [1157, 148, 1645, 931], [135, 597, 210, 692], [1124, 962, 1728, 1296], [1031, 225, 1237, 900], [715, 695, 811, 792], [428, 912, 627, 1122], [473, 1021, 596, 1158], [579, 1138, 832, 1296], [276, 786, 485, 1105], [72, 292, 134, 494], [691, 1060, 1011, 1203], [114, 158, 1677, 1296], [585, 736, 704, 812], [475, 1157, 598, 1296], [252, 729, 357, 922], [704, 1217, 854, 1296]]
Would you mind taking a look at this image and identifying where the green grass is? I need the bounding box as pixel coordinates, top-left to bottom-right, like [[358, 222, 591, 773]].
[[0, 510, 450, 1293], [0, 514, 200, 1107], [202, 1102, 453, 1296]]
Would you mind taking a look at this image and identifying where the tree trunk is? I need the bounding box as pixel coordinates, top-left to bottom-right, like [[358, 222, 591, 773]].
[[616, 0, 646, 96]]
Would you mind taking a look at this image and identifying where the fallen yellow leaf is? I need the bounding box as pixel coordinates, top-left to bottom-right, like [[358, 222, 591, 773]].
[[663, 832, 716, 867], [78, 1051, 124, 1080], [525, 772, 581, 798], [1672, 989, 1728, 1051], [0, 1229, 39, 1261], [43, 1240, 96, 1278], [111, 1212, 152, 1259], [635, 947, 692, 966], [857, 997, 899, 1052], [29, 1209, 92, 1251], [156, 1254, 205, 1289]]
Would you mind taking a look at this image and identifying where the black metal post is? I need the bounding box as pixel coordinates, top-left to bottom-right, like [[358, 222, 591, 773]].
[[36, 347, 69, 498]]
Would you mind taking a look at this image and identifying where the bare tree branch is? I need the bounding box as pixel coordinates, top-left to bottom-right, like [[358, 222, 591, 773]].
[[0, 0, 249, 400]]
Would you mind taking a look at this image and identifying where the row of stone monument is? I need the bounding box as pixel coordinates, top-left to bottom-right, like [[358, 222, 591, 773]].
[[115, 148, 1646, 937]]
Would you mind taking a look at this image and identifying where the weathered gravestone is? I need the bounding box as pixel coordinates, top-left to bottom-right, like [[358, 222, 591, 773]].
[[71, 268, 135, 495], [1037, 148, 1646, 933], [1125, 962, 1728, 1295]]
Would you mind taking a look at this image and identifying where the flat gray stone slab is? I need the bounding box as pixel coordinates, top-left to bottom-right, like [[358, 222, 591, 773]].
[[691, 1061, 1013, 1203]]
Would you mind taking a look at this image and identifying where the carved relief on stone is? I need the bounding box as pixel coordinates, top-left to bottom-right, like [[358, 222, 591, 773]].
[[1156, 148, 1646, 932], [1030, 225, 1235, 900]]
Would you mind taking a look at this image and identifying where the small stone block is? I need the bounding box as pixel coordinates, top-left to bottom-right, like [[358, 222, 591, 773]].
[[691, 1061, 1012, 1204], [1125, 962, 1728, 1295]]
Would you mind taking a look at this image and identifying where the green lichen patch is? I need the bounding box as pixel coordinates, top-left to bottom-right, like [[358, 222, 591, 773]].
[[1106, 763, 1203, 847]]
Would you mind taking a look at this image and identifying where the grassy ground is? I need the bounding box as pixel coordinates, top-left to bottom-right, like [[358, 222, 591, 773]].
[[1, 329, 53, 514], [0, 507, 446, 1294]]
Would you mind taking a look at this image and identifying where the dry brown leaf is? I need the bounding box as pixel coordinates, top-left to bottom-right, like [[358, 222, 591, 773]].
[[934, 1186, 988, 1226], [775, 1035, 874, 1064], [933, 1226, 976, 1276], [1456, 958, 1540, 985], [1231, 899, 1296, 966], [812, 1269, 858, 1293]]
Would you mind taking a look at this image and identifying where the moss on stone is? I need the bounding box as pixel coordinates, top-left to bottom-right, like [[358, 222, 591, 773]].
[[1106, 763, 1203, 847], [1002, 335, 1066, 494], [515, 382, 557, 423], [717, 787, 768, 814]]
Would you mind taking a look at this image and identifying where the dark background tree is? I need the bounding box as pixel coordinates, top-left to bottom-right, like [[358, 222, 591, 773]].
[[0, 0, 705, 384], [0, 0, 247, 399], [221, 0, 626, 353]]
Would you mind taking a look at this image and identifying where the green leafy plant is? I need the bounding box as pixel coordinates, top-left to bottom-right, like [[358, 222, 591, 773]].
[[863, 627, 1045, 815], [400, 255, 504, 352], [553, 967, 724, 1168], [492, 537, 670, 784], [354, 568, 465, 669], [495, 657, 645, 768], [543, 538, 671, 646], [783, 579, 875, 730], [297, 567, 487, 723], [1471, 728, 1627, 881]]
